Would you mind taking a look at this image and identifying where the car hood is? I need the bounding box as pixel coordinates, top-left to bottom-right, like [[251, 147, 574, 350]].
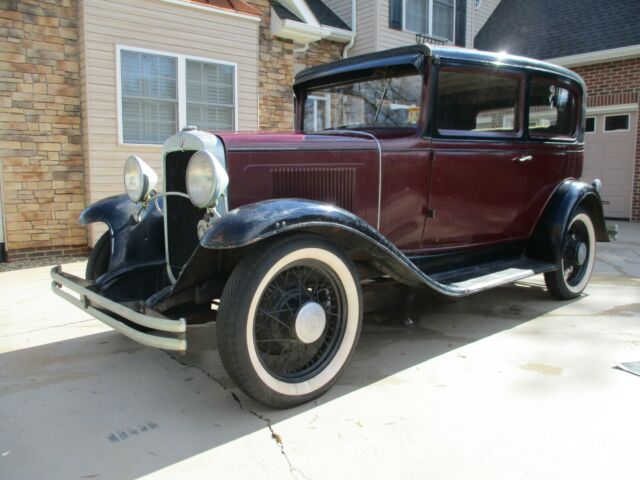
[[215, 131, 378, 153]]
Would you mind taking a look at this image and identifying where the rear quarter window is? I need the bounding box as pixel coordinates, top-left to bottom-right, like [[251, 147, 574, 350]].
[[436, 67, 522, 138], [528, 78, 578, 140]]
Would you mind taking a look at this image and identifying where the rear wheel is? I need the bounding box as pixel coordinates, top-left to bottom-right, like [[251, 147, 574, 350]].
[[86, 232, 111, 281], [217, 236, 362, 408], [544, 208, 595, 299]]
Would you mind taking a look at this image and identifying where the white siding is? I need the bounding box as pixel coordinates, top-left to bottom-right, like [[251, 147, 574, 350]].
[[466, 0, 500, 48], [323, 0, 353, 27], [377, 0, 416, 51], [80, 0, 259, 242], [351, 1, 379, 57]]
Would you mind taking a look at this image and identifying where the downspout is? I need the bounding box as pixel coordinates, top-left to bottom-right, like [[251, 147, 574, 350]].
[[342, 0, 357, 58]]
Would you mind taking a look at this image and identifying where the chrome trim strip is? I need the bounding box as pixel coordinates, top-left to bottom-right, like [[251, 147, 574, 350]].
[[309, 130, 382, 229], [50, 266, 186, 352]]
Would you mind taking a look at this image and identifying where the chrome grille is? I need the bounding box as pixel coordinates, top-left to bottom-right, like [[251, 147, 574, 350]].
[[164, 151, 203, 277]]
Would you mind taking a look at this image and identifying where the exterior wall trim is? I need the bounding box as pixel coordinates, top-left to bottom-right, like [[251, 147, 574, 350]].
[[586, 103, 639, 115], [115, 44, 239, 146], [547, 45, 640, 68], [156, 0, 261, 21]]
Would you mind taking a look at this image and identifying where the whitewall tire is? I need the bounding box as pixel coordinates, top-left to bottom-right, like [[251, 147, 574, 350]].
[[544, 208, 596, 300], [217, 235, 362, 408]]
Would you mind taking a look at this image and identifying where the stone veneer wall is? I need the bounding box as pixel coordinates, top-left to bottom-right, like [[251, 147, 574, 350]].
[[0, 0, 87, 260], [572, 58, 640, 221], [248, 1, 344, 132]]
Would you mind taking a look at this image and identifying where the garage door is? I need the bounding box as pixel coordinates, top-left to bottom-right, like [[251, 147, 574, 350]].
[[582, 107, 637, 219]]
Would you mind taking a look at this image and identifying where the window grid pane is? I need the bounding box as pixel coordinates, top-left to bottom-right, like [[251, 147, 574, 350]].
[[121, 50, 177, 144], [186, 59, 235, 131], [406, 0, 429, 34], [433, 0, 454, 40]]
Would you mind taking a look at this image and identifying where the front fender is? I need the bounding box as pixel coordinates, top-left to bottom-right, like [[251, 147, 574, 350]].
[[80, 194, 165, 273], [177, 199, 468, 297], [79, 194, 139, 236], [526, 180, 609, 265]]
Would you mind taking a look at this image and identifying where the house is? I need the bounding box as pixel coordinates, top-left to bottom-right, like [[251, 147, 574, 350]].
[[475, 0, 640, 221], [0, 0, 509, 261]]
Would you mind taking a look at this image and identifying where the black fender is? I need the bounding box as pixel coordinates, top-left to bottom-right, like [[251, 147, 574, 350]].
[[525, 180, 609, 265], [173, 199, 468, 297], [79, 194, 165, 275]]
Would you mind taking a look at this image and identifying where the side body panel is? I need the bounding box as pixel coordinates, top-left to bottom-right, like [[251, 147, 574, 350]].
[[423, 139, 529, 247]]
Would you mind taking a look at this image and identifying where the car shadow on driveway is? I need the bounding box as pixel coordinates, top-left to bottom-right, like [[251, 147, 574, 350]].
[[0, 280, 579, 479]]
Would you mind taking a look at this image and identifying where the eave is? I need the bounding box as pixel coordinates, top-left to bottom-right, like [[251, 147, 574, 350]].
[[546, 44, 640, 67], [271, 13, 354, 44]]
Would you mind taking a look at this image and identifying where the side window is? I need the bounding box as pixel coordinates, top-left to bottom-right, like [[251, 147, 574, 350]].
[[436, 68, 522, 137], [528, 78, 577, 139]]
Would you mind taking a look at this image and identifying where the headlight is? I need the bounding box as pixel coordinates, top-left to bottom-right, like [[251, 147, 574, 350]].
[[186, 150, 229, 209], [123, 155, 157, 203]]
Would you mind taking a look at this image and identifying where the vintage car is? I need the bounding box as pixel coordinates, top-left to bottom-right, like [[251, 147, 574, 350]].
[[51, 45, 610, 408]]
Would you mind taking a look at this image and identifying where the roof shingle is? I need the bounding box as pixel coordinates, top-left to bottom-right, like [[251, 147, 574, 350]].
[[475, 0, 640, 59]]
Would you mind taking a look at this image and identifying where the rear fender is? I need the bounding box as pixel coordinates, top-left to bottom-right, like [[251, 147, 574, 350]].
[[525, 180, 609, 265]]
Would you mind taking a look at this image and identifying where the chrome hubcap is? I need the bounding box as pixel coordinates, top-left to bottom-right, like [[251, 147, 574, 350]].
[[294, 302, 326, 344], [576, 242, 587, 266]]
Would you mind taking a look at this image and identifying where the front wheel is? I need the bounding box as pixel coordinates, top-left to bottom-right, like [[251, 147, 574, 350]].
[[544, 208, 596, 299], [217, 236, 362, 408]]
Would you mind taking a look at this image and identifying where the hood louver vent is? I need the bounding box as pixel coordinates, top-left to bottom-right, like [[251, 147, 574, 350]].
[[272, 167, 357, 212]]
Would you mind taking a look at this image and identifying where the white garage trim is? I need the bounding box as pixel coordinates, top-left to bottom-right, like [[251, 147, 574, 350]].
[[587, 103, 638, 115], [546, 44, 640, 68]]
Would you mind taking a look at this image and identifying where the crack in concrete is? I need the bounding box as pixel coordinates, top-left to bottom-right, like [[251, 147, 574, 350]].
[[166, 352, 309, 480]]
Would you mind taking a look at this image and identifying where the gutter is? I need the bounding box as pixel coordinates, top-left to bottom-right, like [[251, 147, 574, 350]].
[[342, 0, 357, 58]]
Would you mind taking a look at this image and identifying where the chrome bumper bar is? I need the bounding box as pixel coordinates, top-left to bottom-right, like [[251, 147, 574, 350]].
[[50, 266, 187, 352]]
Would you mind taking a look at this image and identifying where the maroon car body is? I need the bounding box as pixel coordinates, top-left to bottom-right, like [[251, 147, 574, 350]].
[[52, 45, 610, 407]]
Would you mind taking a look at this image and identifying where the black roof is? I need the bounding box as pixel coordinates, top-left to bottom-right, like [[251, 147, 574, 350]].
[[294, 44, 585, 88], [272, 2, 303, 22], [475, 0, 640, 60], [305, 0, 350, 30], [272, 0, 350, 31]]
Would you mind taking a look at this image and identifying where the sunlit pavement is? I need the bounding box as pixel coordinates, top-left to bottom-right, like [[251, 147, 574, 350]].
[[1, 223, 639, 480]]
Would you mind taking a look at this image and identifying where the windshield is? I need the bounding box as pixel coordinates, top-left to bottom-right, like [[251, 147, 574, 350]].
[[302, 73, 423, 132]]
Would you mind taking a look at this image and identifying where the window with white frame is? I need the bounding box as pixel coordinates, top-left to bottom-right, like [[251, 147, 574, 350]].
[[404, 0, 455, 41], [119, 47, 236, 145]]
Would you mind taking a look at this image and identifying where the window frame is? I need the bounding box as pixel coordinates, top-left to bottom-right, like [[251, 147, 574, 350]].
[[433, 64, 526, 140], [526, 75, 580, 142], [603, 113, 631, 133], [305, 94, 332, 131], [116, 45, 238, 146], [402, 0, 456, 42]]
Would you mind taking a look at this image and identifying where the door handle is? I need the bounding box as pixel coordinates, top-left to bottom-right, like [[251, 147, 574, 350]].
[[514, 155, 533, 163]]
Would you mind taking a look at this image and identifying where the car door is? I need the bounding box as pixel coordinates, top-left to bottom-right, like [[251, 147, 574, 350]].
[[422, 65, 529, 248], [520, 76, 582, 234]]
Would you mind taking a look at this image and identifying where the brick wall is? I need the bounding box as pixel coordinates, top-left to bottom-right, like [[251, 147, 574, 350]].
[[247, 1, 344, 132], [0, 0, 87, 260], [572, 57, 640, 221]]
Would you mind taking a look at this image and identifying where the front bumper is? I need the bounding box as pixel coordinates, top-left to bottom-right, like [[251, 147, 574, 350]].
[[50, 266, 187, 352]]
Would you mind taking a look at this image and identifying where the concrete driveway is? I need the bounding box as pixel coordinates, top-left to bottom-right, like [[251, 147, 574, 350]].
[[1, 224, 639, 480]]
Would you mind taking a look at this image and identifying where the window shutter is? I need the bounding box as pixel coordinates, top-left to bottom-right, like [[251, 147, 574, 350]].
[[455, 0, 467, 46], [389, 0, 403, 30]]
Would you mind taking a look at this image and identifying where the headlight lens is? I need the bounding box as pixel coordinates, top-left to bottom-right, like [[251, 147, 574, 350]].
[[123, 155, 157, 203], [186, 150, 229, 209]]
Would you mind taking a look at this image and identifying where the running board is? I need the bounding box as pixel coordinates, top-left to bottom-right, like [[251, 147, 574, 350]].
[[430, 259, 557, 294]]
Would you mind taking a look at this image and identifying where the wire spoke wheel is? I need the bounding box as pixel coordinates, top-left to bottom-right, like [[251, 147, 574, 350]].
[[216, 236, 362, 408], [254, 262, 347, 382]]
